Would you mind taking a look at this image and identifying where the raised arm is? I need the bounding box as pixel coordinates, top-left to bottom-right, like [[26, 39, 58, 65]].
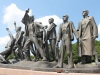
[[21, 8, 30, 25], [14, 21, 17, 31], [34, 22, 46, 29], [6, 28, 14, 40]]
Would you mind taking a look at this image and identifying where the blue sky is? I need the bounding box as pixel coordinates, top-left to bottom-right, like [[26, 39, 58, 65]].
[[0, 0, 100, 51]]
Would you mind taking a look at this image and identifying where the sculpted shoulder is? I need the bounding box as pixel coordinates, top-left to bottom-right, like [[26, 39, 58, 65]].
[[69, 21, 74, 25], [51, 23, 57, 27], [79, 19, 83, 22], [88, 16, 94, 20], [60, 23, 63, 27]]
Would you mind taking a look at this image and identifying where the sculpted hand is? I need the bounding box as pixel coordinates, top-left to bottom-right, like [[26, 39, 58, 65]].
[[92, 36, 95, 40], [6, 28, 9, 31], [14, 21, 16, 26], [56, 42, 58, 47]]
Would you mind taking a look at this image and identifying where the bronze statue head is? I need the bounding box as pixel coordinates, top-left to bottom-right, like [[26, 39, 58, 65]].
[[48, 18, 54, 24], [82, 10, 89, 17], [62, 15, 69, 22]]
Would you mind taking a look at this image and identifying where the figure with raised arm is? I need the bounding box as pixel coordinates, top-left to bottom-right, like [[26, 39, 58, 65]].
[[13, 22, 24, 60], [21, 8, 30, 36], [0, 28, 15, 63]]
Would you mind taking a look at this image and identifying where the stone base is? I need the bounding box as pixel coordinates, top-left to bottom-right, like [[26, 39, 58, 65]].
[[0, 61, 100, 73]]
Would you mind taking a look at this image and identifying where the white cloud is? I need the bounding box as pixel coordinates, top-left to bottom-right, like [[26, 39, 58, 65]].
[[0, 36, 10, 52], [0, 36, 10, 46], [3, 3, 32, 31], [3, 3, 62, 32], [0, 33, 16, 52], [98, 23, 100, 35]]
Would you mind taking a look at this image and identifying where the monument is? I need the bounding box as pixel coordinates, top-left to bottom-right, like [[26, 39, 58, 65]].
[[0, 9, 100, 74]]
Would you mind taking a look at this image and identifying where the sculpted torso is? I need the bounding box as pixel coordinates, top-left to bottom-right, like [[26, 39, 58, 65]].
[[61, 22, 70, 38], [28, 23, 35, 37]]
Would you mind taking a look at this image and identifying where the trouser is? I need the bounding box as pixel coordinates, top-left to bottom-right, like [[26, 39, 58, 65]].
[[44, 41, 50, 61], [24, 36, 46, 58], [49, 39, 58, 61], [17, 44, 24, 60], [81, 51, 98, 64], [56, 38, 73, 68], [1, 47, 12, 59], [30, 43, 36, 57]]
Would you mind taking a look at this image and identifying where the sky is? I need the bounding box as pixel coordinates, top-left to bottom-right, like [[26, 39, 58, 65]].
[[0, 0, 100, 52]]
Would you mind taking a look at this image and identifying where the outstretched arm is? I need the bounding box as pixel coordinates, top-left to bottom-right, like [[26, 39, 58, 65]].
[[34, 22, 46, 29], [6, 28, 14, 40]]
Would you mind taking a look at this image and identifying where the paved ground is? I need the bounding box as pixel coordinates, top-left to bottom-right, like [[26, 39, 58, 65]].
[[0, 68, 100, 75]]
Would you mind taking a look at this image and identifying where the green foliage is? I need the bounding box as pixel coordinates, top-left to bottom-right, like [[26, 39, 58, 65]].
[[94, 40, 100, 61], [30, 55, 34, 59], [72, 42, 79, 64], [7, 54, 13, 60]]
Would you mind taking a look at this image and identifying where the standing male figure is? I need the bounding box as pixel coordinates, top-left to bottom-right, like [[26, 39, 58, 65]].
[[24, 16, 47, 61], [77, 10, 98, 64], [47, 18, 58, 61], [55, 15, 78, 68]]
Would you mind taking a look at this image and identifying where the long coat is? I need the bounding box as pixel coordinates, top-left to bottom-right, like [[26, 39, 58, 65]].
[[78, 16, 98, 56]]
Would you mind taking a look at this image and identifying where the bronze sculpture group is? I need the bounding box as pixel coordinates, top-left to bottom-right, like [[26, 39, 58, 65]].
[[0, 9, 98, 69]]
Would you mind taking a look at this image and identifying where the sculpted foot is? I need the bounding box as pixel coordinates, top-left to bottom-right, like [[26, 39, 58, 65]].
[[54, 65, 61, 68], [67, 65, 74, 69], [42, 57, 47, 61]]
